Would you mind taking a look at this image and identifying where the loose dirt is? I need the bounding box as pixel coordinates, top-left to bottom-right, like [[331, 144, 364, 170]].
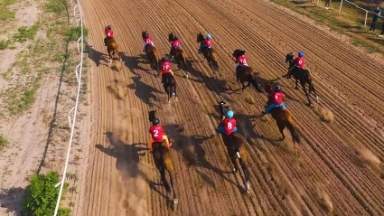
[[75, 0, 384, 215]]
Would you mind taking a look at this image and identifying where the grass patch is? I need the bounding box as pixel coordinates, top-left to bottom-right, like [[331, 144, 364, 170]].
[[0, 39, 10, 50], [0, 0, 16, 21], [269, 0, 384, 55], [6, 84, 40, 115], [66, 25, 89, 41], [46, 0, 66, 15], [13, 25, 39, 43], [0, 134, 9, 150]]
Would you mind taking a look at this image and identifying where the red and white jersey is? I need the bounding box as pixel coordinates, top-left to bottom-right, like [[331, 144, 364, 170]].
[[149, 125, 164, 142], [161, 61, 171, 73], [236, 55, 249, 65]]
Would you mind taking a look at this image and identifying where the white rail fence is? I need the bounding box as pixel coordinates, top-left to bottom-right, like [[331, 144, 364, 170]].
[[53, 0, 85, 215], [315, 0, 384, 26]]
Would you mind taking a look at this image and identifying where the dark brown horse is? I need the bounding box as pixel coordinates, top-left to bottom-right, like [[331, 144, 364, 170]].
[[142, 31, 160, 72], [168, 33, 188, 78], [162, 73, 177, 104], [196, 33, 220, 77], [232, 49, 263, 92], [217, 101, 250, 193], [148, 110, 178, 205], [105, 38, 122, 64], [284, 52, 319, 106], [264, 84, 301, 150]]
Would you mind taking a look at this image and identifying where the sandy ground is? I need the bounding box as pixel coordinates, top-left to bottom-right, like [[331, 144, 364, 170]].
[[73, 0, 384, 215], [0, 0, 86, 215]]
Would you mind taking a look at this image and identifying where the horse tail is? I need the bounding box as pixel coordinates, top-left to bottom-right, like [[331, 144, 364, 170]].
[[210, 51, 219, 71], [286, 114, 301, 144], [159, 157, 171, 192]]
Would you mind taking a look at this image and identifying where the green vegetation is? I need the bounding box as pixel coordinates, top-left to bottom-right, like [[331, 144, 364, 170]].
[[46, 0, 67, 15], [0, 0, 16, 21], [0, 39, 10, 50], [270, 0, 384, 55], [0, 134, 9, 150], [13, 25, 39, 43], [23, 171, 71, 216]]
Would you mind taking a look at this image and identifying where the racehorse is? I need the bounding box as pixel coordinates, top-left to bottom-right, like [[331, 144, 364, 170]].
[[168, 33, 188, 78], [105, 38, 122, 64], [196, 33, 220, 77], [148, 110, 178, 205], [285, 52, 319, 106], [232, 49, 263, 92], [217, 101, 250, 193], [264, 83, 301, 151], [142, 31, 160, 72], [162, 73, 177, 104]]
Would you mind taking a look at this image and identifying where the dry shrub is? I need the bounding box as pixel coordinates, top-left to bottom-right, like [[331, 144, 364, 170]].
[[315, 184, 334, 213], [313, 104, 334, 122], [244, 93, 255, 104], [358, 148, 381, 165]]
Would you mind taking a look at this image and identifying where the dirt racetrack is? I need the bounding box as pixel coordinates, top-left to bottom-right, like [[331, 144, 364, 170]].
[[74, 0, 384, 215]]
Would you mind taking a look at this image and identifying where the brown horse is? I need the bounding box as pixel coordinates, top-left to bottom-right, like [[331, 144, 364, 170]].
[[148, 110, 178, 205], [142, 31, 160, 72], [168, 33, 188, 78], [196, 33, 220, 77], [162, 73, 177, 104], [284, 52, 319, 106], [217, 101, 251, 193], [105, 38, 121, 64], [264, 83, 301, 150], [232, 49, 263, 92]]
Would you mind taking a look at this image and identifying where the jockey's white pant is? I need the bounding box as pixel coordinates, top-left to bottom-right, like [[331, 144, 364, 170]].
[[142, 42, 155, 51], [235, 63, 249, 74]]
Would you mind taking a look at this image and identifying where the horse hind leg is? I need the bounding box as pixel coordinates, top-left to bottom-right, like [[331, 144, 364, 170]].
[[277, 121, 286, 140], [302, 83, 313, 106], [160, 164, 171, 193], [239, 158, 251, 193]]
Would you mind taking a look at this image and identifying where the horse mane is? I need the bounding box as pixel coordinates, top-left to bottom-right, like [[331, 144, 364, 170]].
[[197, 32, 204, 42], [168, 33, 174, 42], [141, 31, 147, 38], [148, 110, 157, 122]]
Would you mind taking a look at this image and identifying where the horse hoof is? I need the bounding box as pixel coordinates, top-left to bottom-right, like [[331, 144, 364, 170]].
[[173, 199, 179, 205], [232, 168, 237, 172], [185, 74, 189, 78]]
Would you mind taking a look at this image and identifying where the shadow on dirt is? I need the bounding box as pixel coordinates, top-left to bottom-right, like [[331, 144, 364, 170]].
[[122, 53, 156, 76], [86, 45, 111, 67], [0, 187, 25, 215], [163, 124, 242, 189], [95, 132, 168, 199], [127, 76, 162, 108], [183, 58, 229, 95]]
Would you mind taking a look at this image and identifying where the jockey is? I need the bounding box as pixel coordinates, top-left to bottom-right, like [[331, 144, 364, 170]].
[[234, 49, 249, 75], [262, 84, 286, 114], [170, 35, 182, 54], [148, 118, 172, 153], [198, 33, 213, 54], [142, 31, 155, 52], [217, 110, 238, 135], [159, 57, 175, 83], [104, 25, 116, 46], [283, 51, 305, 78]]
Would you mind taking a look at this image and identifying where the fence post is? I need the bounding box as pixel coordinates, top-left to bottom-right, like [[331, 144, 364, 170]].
[[338, 0, 343, 15], [365, 11, 368, 26]]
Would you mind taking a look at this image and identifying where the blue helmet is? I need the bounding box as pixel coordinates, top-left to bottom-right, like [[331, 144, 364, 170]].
[[206, 34, 212, 39], [298, 51, 304, 57], [225, 110, 234, 118]]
